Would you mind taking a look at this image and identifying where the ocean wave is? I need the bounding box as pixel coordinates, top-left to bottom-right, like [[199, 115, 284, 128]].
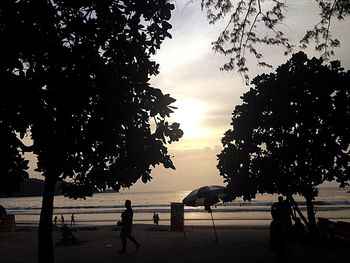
[[6, 200, 350, 212]]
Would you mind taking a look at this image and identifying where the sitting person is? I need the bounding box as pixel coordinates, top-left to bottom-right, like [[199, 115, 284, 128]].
[[60, 224, 76, 243]]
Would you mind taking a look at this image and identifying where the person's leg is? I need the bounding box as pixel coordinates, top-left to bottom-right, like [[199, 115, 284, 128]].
[[119, 233, 127, 253], [126, 234, 140, 250]]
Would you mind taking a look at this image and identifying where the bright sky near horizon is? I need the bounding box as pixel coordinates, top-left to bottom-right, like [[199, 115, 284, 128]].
[[28, 1, 350, 193], [129, 0, 350, 192]]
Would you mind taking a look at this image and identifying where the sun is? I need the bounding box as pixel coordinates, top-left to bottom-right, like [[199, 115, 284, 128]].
[[171, 99, 207, 139]]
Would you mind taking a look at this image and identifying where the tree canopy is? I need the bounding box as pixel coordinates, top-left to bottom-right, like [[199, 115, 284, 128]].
[[0, 0, 182, 197], [217, 51, 350, 222], [0, 1, 181, 262], [201, 0, 350, 82]]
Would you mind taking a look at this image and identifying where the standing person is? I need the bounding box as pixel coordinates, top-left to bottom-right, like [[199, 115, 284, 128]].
[[153, 213, 159, 225], [118, 200, 140, 253], [270, 212, 291, 263], [155, 213, 159, 225], [271, 196, 293, 236], [60, 214, 65, 226], [153, 213, 157, 225], [71, 213, 75, 226]]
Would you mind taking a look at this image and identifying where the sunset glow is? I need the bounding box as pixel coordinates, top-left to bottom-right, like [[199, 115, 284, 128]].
[[171, 99, 207, 139]]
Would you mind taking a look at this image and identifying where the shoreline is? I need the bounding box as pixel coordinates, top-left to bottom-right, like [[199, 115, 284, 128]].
[[16, 220, 271, 228], [13, 223, 271, 230]]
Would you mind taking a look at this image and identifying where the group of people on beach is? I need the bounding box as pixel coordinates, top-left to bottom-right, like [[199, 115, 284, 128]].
[[270, 196, 306, 263], [119, 196, 307, 258], [53, 213, 76, 227], [49, 196, 306, 258], [50, 200, 141, 253]]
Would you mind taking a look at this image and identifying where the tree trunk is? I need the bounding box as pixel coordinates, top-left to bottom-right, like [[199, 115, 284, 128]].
[[38, 176, 57, 263], [306, 197, 316, 226], [306, 197, 317, 236]]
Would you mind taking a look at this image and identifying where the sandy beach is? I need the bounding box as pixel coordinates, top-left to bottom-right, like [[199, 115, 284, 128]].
[[1, 224, 349, 263]]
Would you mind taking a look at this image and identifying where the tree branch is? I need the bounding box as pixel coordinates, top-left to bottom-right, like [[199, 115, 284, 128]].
[[324, 0, 338, 56], [238, 0, 255, 60]]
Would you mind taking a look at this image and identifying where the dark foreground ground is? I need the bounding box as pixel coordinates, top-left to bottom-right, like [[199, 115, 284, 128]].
[[1, 224, 349, 263]]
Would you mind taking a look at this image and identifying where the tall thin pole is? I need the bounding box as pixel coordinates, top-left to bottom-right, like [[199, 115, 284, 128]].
[[210, 211, 218, 242], [288, 195, 309, 226]]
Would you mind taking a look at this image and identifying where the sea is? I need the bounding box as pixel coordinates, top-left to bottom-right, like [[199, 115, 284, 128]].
[[1, 187, 350, 227]]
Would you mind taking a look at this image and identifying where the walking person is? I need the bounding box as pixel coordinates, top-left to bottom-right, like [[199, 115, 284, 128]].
[[118, 200, 140, 253]]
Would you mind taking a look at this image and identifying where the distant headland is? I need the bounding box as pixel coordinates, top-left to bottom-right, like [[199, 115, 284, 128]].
[[0, 178, 63, 198]]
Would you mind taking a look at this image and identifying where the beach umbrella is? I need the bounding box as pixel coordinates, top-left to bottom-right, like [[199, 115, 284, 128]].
[[182, 185, 228, 207], [182, 185, 228, 242]]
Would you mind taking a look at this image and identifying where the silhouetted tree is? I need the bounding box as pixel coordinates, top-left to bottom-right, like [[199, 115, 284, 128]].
[[200, 0, 350, 82], [218, 51, 350, 228], [0, 1, 182, 262]]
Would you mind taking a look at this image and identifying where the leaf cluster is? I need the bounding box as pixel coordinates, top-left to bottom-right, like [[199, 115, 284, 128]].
[[300, 0, 350, 57], [218, 52, 350, 201]]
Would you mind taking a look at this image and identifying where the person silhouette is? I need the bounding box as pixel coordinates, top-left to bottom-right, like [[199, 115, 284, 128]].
[[60, 214, 65, 226], [270, 211, 291, 263], [153, 213, 159, 225], [271, 196, 293, 237], [71, 213, 76, 226], [155, 213, 159, 226], [53, 216, 58, 226], [153, 213, 157, 225], [61, 224, 75, 242], [292, 217, 306, 241], [118, 200, 140, 253]]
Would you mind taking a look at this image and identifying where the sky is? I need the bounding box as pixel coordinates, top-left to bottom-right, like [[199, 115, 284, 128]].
[[28, 0, 350, 193], [128, 0, 350, 192]]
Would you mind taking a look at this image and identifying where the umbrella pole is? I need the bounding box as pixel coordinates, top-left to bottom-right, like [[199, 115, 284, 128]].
[[210, 211, 218, 242]]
